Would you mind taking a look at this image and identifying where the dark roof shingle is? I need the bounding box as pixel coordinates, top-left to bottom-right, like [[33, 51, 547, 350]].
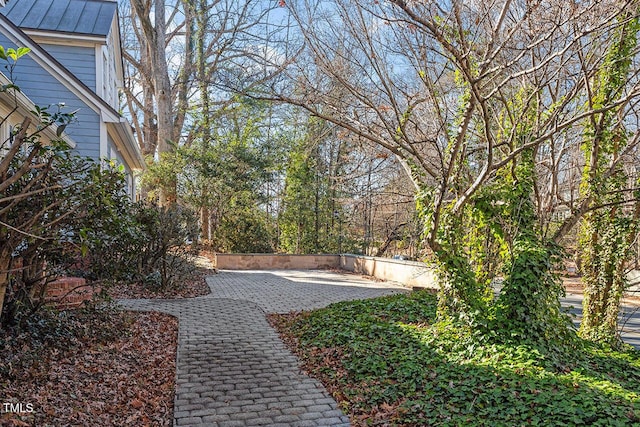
[[1, 0, 116, 37]]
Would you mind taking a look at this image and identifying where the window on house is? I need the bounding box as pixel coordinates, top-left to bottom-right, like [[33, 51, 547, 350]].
[[0, 110, 15, 154], [0, 119, 9, 150], [103, 51, 109, 104], [1, 120, 35, 160]]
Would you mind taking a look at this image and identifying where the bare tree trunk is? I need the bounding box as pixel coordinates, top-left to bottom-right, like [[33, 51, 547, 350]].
[[374, 222, 407, 257], [0, 247, 12, 320], [130, 0, 176, 205]]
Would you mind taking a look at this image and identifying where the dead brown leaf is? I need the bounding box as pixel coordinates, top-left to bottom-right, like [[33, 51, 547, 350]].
[[1, 311, 178, 426]]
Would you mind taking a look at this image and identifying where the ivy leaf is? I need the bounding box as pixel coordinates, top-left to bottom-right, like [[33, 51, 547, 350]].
[[16, 47, 31, 59], [6, 47, 17, 61]]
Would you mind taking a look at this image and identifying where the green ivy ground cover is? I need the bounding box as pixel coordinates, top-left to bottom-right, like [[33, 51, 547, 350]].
[[272, 291, 640, 426]]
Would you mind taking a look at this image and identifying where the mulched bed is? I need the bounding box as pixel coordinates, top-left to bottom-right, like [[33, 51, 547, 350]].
[[107, 267, 212, 299], [1, 255, 217, 426], [0, 309, 178, 426]]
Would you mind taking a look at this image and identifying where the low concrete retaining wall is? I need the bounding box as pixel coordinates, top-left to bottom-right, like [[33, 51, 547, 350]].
[[212, 253, 341, 270], [211, 252, 437, 288], [624, 270, 640, 296], [340, 255, 437, 289]]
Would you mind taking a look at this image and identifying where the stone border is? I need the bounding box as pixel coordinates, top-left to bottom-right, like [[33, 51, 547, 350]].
[[211, 254, 340, 270]]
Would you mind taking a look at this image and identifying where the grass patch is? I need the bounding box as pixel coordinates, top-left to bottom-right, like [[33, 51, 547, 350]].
[[270, 291, 640, 426]]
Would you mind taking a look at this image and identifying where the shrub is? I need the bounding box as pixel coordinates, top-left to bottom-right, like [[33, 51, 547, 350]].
[[85, 203, 199, 290]]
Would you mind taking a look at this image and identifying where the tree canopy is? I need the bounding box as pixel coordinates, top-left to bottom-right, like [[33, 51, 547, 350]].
[[120, 0, 640, 347]]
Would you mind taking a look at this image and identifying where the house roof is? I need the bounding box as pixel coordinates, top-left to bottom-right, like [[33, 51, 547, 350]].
[[0, 0, 117, 37]]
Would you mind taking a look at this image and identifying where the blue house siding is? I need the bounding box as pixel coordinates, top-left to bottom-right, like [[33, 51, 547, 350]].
[[108, 134, 133, 177], [108, 134, 135, 196], [0, 33, 101, 159], [40, 43, 96, 92], [107, 134, 120, 163]]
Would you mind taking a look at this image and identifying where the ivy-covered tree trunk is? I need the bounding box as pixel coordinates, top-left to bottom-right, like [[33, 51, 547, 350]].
[[427, 212, 490, 323], [493, 151, 568, 343], [580, 209, 638, 345], [578, 14, 640, 347], [422, 93, 570, 344]]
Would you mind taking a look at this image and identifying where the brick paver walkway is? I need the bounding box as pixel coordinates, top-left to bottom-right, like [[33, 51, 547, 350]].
[[119, 270, 407, 427]]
